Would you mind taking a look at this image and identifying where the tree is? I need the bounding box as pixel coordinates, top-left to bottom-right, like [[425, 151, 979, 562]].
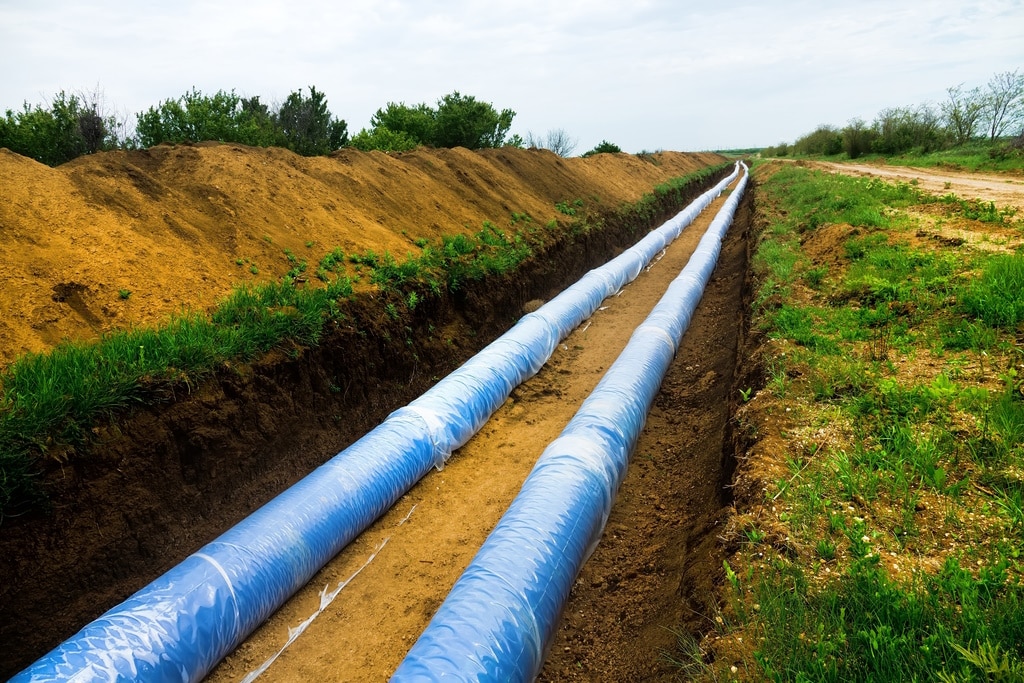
[[525, 128, 578, 157], [761, 142, 790, 157], [0, 91, 114, 166], [237, 96, 280, 148], [275, 86, 348, 156], [432, 92, 514, 149], [872, 105, 942, 154], [134, 86, 347, 155], [135, 88, 264, 147], [982, 70, 1024, 142], [369, 102, 435, 146], [583, 140, 622, 157], [793, 125, 843, 156], [841, 118, 875, 159], [942, 84, 985, 146], [352, 91, 515, 151]]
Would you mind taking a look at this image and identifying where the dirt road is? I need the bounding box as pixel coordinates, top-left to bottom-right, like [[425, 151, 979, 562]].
[[806, 160, 1024, 212], [204, 178, 749, 682]]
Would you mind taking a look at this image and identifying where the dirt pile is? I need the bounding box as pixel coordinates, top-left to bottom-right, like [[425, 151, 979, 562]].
[[0, 144, 719, 367], [0, 143, 726, 678]]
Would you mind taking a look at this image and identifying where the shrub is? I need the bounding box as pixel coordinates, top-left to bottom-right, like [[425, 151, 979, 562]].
[[275, 86, 349, 155], [793, 125, 843, 156], [0, 91, 117, 166], [349, 126, 419, 152], [354, 91, 515, 151], [583, 140, 622, 157], [134, 86, 347, 154], [525, 129, 578, 157]]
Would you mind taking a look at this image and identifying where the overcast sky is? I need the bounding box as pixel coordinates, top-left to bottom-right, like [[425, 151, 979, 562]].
[[2, 0, 1022, 153]]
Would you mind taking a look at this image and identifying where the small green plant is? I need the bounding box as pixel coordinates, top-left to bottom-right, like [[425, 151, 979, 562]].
[[664, 629, 710, 677], [804, 266, 828, 289], [555, 200, 577, 216], [815, 538, 837, 560], [349, 249, 381, 268], [744, 526, 766, 544], [318, 247, 346, 278], [940, 640, 1024, 681], [118, 289, 132, 300], [249, 265, 259, 275]]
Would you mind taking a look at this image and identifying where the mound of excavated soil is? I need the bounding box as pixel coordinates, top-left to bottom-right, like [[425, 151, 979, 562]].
[[0, 144, 720, 367]]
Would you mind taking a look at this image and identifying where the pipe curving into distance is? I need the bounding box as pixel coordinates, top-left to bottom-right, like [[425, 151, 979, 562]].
[[14, 164, 740, 683], [392, 165, 749, 682]]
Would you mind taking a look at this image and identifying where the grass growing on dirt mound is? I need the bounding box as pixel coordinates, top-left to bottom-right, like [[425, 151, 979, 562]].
[[687, 163, 1024, 681], [0, 163, 729, 521]]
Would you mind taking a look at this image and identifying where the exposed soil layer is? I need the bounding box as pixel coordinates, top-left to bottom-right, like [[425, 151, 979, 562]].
[[0, 144, 720, 367], [204, 178, 751, 682], [0, 146, 726, 678]]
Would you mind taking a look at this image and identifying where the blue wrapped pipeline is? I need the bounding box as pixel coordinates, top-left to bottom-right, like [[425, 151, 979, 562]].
[[13, 163, 740, 683], [392, 164, 749, 682]]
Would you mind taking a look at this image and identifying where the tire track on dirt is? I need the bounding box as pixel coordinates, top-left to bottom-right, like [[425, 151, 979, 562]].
[[205, 180, 743, 683]]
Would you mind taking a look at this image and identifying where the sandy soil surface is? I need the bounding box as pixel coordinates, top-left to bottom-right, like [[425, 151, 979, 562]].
[[205, 176, 747, 682], [0, 144, 719, 367], [805, 160, 1024, 212]]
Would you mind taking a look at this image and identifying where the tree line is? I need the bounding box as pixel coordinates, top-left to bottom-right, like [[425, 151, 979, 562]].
[[763, 69, 1024, 159], [0, 86, 622, 167]]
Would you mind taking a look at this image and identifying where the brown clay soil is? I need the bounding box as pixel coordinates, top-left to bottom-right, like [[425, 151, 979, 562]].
[[0, 143, 742, 680], [204, 177, 750, 683], [0, 144, 719, 367]]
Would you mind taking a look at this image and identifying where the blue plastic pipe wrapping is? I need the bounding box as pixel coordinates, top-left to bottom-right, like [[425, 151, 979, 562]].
[[13, 164, 740, 683], [392, 164, 748, 682]]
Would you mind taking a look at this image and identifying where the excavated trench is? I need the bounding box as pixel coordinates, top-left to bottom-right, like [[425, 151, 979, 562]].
[[199, 180, 753, 682], [0, 168, 749, 679]]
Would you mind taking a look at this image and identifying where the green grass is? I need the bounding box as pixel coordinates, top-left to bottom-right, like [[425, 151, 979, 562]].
[[695, 162, 1024, 681], [0, 163, 731, 520], [0, 277, 356, 518], [863, 141, 1024, 174], [753, 554, 1024, 682], [960, 253, 1024, 327]]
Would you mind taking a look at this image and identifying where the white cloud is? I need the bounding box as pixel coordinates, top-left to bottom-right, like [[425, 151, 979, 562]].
[[1, 0, 1022, 151]]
